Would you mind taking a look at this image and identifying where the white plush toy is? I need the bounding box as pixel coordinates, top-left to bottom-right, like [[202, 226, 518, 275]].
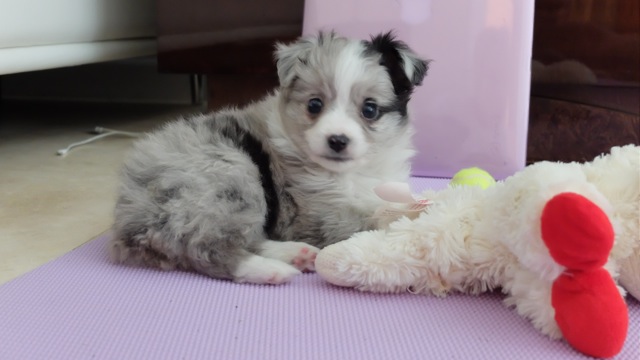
[[316, 145, 640, 358]]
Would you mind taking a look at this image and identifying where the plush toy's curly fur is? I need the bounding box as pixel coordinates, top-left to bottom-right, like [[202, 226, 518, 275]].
[[316, 145, 639, 341]]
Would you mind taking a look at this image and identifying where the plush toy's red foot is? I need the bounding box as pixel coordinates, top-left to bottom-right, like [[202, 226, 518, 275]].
[[541, 192, 628, 358]]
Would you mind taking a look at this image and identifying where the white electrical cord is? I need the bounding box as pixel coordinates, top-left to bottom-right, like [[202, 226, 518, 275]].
[[57, 126, 140, 156]]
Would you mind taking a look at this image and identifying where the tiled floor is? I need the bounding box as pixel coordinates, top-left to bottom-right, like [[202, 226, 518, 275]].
[[0, 100, 202, 285]]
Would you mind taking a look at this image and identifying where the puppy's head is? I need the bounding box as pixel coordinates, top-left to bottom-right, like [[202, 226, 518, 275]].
[[275, 31, 429, 173]]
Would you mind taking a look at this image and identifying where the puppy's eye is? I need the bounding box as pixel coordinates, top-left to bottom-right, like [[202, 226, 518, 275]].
[[361, 100, 379, 120], [307, 98, 323, 115]]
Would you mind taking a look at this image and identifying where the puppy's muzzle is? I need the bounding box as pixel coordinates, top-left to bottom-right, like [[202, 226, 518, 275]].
[[327, 134, 350, 153]]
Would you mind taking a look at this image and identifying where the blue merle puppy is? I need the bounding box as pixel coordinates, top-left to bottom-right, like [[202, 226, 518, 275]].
[[110, 31, 429, 284]]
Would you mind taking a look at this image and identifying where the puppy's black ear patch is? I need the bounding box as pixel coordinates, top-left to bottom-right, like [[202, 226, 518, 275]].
[[366, 31, 430, 93]]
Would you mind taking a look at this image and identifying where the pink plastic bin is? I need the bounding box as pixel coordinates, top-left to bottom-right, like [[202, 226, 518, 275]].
[[303, 0, 534, 179]]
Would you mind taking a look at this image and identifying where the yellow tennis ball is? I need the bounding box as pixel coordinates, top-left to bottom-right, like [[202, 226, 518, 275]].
[[450, 167, 496, 189]]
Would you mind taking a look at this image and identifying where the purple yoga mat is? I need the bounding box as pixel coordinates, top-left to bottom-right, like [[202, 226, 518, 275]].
[[1, 177, 638, 359]]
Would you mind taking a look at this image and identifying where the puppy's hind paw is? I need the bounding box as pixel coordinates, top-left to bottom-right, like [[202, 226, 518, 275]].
[[233, 255, 301, 285]]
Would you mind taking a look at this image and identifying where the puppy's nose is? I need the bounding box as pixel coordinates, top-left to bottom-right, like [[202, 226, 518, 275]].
[[327, 134, 350, 153]]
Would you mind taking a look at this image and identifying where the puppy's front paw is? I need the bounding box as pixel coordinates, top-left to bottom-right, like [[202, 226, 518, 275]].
[[233, 255, 301, 284], [259, 240, 320, 272], [291, 246, 318, 272]]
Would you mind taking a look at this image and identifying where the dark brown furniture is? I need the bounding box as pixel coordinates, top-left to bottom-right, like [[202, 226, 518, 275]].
[[528, 0, 639, 163], [156, 0, 305, 110]]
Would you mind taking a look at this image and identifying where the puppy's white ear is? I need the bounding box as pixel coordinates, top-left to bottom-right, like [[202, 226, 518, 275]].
[[274, 31, 339, 87], [274, 42, 299, 87], [274, 36, 315, 87], [367, 32, 430, 90]]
